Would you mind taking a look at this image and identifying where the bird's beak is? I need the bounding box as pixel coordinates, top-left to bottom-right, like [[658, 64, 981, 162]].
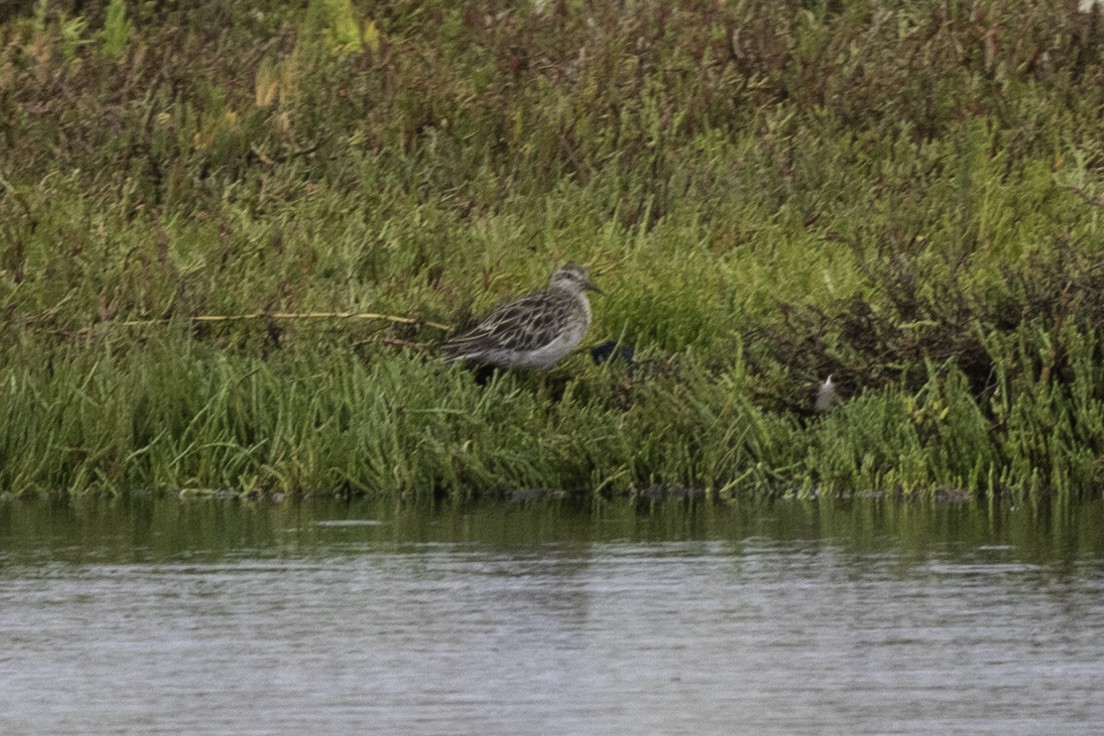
[[584, 279, 605, 295]]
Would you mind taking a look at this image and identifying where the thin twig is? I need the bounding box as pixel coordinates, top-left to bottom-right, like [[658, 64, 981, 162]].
[[113, 311, 452, 332]]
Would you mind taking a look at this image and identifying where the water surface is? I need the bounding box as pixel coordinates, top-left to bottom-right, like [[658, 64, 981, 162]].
[[2, 497, 1103, 735]]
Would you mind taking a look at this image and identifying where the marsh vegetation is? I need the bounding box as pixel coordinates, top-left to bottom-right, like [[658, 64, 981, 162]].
[[3, 1, 1104, 499]]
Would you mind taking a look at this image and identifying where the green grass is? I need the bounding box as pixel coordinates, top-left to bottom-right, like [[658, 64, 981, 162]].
[[3, 1, 1104, 500]]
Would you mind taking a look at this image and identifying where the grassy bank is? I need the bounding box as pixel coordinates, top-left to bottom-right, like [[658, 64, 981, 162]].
[[3, 1, 1104, 499]]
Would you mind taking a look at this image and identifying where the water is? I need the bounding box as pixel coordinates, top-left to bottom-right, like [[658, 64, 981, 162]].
[[2, 497, 1103, 735]]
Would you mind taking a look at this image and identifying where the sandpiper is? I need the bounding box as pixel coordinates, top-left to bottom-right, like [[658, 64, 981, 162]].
[[441, 262, 603, 369], [815, 375, 841, 413]]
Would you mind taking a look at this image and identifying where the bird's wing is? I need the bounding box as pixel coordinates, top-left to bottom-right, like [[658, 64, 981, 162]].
[[444, 291, 574, 354]]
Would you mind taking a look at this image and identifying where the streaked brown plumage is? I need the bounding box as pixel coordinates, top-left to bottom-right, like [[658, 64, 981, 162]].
[[441, 263, 602, 369]]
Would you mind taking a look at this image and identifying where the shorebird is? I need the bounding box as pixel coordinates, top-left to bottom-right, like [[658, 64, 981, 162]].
[[441, 262, 603, 369], [815, 375, 841, 413]]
